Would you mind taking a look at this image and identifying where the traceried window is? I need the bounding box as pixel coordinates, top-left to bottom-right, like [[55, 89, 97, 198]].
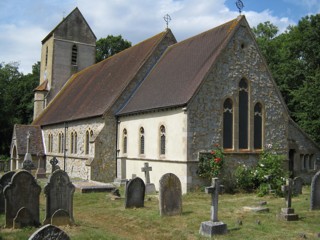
[[140, 127, 145, 155], [123, 129, 127, 154], [160, 125, 166, 155], [48, 133, 53, 152], [71, 44, 78, 66], [254, 102, 263, 149], [58, 133, 64, 153], [70, 132, 78, 154], [223, 98, 233, 149], [239, 78, 248, 149], [85, 130, 90, 155]]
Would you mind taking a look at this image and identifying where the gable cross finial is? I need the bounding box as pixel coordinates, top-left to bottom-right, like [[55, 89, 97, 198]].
[[163, 14, 171, 29], [236, 0, 244, 15]]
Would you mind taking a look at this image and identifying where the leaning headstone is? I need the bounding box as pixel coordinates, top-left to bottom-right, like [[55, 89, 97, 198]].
[[4, 170, 41, 228], [28, 224, 70, 240], [279, 178, 299, 221], [125, 177, 145, 208], [311, 171, 320, 210], [293, 177, 303, 195], [141, 162, 156, 194], [159, 173, 182, 216], [199, 178, 227, 237], [43, 170, 75, 225], [0, 171, 15, 214]]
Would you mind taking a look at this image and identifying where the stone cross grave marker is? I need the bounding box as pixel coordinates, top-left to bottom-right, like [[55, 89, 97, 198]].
[[0, 171, 15, 214], [141, 162, 152, 184], [199, 178, 227, 237], [43, 169, 75, 225], [22, 131, 35, 172], [311, 170, 320, 210], [28, 224, 70, 240], [4, 170, 41, 228], [280, 178, 299, 221], [159, 173, 182, 216], [141, 162, 156, 194], [125, 177, 145, 208], [50, 157, 59, 173]]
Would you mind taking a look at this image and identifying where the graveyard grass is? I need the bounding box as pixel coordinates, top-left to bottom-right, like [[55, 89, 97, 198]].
[[0, 181, 319, 240]]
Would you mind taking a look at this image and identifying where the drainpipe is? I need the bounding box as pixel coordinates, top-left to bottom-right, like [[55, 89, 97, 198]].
[[64, 122, 68, 171], [116, 116, 120, 179]]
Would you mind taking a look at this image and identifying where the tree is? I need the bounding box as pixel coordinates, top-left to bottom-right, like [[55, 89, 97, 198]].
[[96, 35, 132, 63]]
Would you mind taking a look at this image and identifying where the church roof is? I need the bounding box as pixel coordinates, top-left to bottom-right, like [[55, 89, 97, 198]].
[[118, 16, 245, 115], [12, 125, 44, 156], [33, 30, 174, 126]]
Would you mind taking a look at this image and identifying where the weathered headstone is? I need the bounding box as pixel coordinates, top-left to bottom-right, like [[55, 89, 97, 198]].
[[125, 177, 145, 208], [279, 178, 299, 221], [43, 170, 75, 225], [0, 171, 15, 214], [13, 207, 34, 229], [199, 178, 227, 237], [28, 224, 70, 240], [141, 162, 156, 194], [293, 177, 303, 195], [159, 173, 182, 216], [311, 171, 320, 210], [4, 170, 41, 228]]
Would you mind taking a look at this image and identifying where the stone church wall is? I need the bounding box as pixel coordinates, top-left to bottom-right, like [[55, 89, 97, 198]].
[[187, 23, 289, 188], [42, 117, 104, 179]]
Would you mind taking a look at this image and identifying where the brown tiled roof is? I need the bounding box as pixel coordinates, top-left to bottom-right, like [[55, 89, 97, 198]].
[[33, 30, 173, 125], [118, 16, 244, 115], [13, 125, 44, 156]]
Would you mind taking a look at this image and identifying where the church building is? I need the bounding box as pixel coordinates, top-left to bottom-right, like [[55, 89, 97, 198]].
[[10, 8, 320, 193]]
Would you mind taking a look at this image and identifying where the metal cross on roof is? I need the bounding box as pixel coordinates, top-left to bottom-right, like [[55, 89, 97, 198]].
[[163, 14, 171, 29], [236, 0, 244, 15]]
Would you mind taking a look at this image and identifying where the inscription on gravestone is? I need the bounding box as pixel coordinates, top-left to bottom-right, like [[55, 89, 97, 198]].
[[43, 170, 75, 225], [28, 224, 70, 240], [125, 177, 145, 208], [159, 173, 182, 216], [4, 170, 41, 228]]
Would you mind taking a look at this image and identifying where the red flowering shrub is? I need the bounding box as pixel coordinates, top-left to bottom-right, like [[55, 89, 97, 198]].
[[197, 144, 224, 179]]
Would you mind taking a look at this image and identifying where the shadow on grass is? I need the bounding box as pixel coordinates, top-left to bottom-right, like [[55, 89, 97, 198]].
[[182, 211, 193, 215]]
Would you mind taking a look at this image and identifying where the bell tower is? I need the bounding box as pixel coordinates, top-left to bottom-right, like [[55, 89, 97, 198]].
[[33, 7, 96, 120]]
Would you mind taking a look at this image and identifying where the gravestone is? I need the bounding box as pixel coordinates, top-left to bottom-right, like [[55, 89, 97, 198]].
[[279, 178, 299, 221], [0, 171, 15, 213], [199, 178, 227, 237], [28, 224, 70, 240], [4, 170, 41, 228], [22, 132, 35, 172], [141, 162, 156, 194], [43, 170, 75, 225], [125, 177, 145, 208], [293, 177, 303, 195], [311, 171, 320, 210], [159, 173, 182, 216], [50, 157, 60, 173], [35, 151, 46, 179]]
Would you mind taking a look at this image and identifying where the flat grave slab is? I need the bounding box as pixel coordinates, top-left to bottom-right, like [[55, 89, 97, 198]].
[[72, 180, 115, 193]]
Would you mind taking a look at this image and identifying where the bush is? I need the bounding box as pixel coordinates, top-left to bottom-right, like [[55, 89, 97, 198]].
[[235, 148, 287, 196], [197, 144, 224, 180]]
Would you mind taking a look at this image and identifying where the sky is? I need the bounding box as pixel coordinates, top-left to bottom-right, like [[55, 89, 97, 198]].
[[1, 0, 320, 74]]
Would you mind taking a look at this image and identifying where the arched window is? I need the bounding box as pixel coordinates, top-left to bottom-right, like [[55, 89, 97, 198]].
[[45, 46, 48, 66], [223, 98, 233, 149], [74, 132, 77, 154], [123, 129, 127, 154], [160, 125, 166, 155], [71, 44, 78, 66], [85, 130, 90, 155], [70, 132, 74, 154], [58, 133, 62, 153], [239, 78, 248, 149], [254, 102, 263, 149], [140, 127, 145, 155], [48, 133, 53, 152]]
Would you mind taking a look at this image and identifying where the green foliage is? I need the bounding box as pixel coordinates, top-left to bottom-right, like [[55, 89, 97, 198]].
[[197, 144, 224, 179], [253, 14, 320, 144], [96, 35, 132, 62], [235, 148, 287, 196]]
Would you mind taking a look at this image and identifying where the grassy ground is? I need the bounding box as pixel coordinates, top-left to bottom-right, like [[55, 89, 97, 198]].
[[0, 182, 319, 240]]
